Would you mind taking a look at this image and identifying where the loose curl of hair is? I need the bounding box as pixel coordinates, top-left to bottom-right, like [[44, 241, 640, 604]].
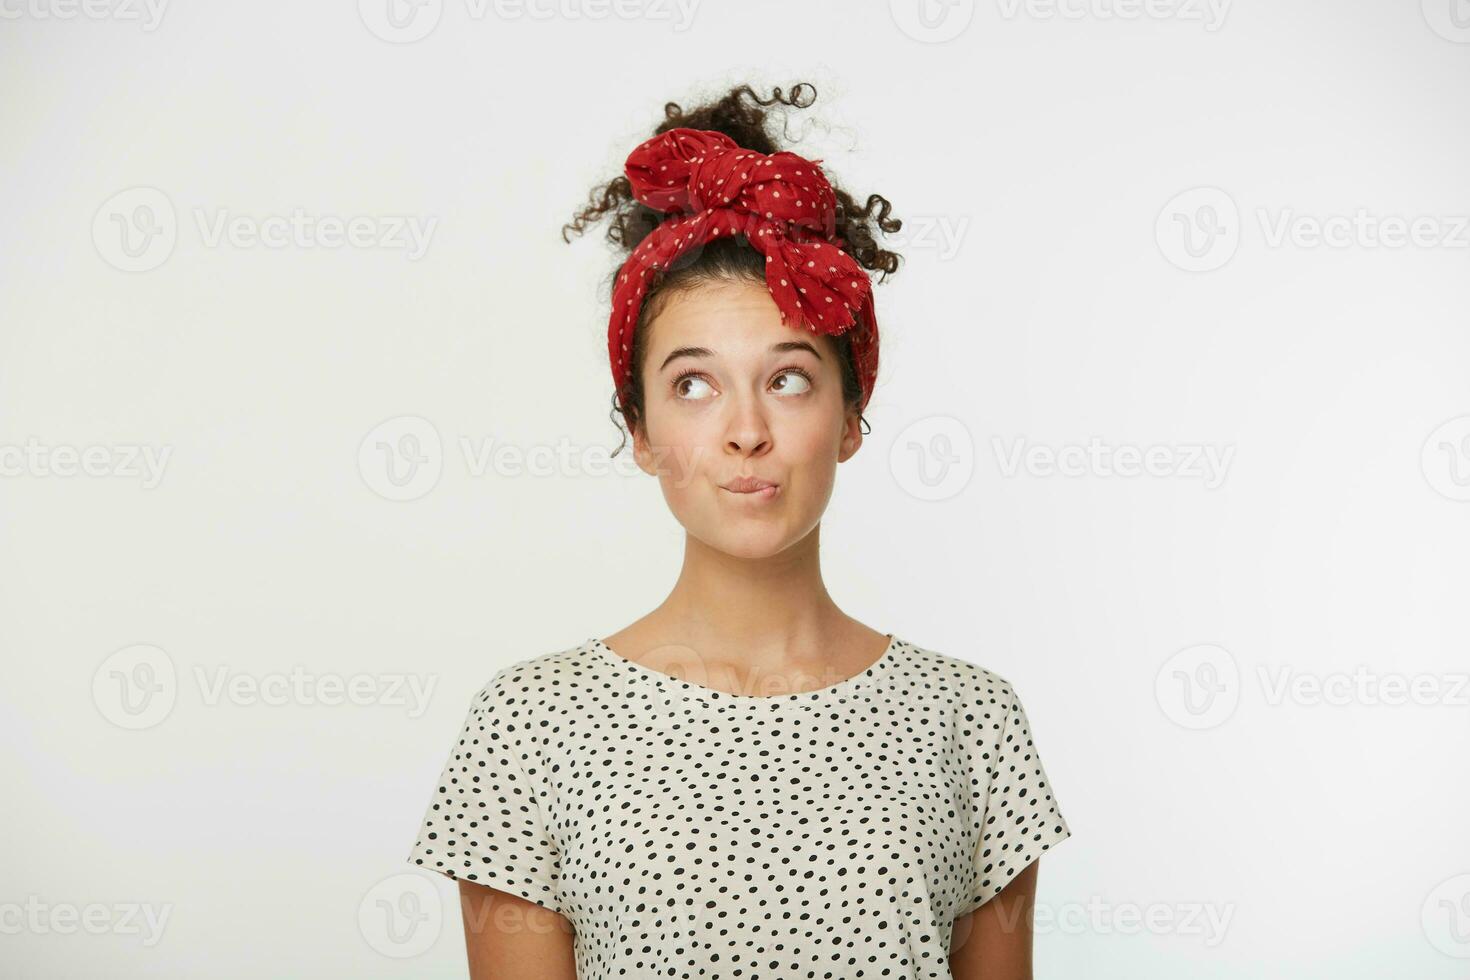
[[561, 81, 904, 457]]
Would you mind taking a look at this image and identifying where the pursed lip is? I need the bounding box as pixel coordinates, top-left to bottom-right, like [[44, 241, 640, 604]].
[[721, 476, 779, 494]]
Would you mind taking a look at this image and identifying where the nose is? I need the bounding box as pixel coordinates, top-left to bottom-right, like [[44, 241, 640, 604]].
[[724, 394, 772, 457]]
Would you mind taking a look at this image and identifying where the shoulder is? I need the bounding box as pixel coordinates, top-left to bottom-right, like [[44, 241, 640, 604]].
[[471, 641, 600, 715], [897, 638, 1020, 708], [900, 643, 1055, 765]]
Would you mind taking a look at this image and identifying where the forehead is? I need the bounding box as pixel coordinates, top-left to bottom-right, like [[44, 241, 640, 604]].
[[645, 279, 807, 355]]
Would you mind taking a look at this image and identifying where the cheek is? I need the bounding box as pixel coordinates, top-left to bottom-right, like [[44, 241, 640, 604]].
[[643, 409, 713, 492], [786, 408, 847, 461], [746, 411, 840, 511], [778, 413, 845, 499]]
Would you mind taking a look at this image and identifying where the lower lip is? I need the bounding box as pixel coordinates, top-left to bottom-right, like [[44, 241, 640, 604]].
[[725, 485, 780, 501]]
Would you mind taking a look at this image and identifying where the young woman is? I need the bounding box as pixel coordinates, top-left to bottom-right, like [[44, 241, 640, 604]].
[[407, 82, 1071, 980]]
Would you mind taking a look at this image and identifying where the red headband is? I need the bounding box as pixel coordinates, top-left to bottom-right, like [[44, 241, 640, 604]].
[[607, 127, 879, 413]]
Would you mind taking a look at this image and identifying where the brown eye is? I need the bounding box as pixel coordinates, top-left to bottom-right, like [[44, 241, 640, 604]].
[[772, 369, 812, 396], [673, 373, 715, 400]]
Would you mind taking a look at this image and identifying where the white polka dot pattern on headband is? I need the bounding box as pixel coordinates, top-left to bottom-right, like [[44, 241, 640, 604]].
[[607, 127, 881, 410], [407, 636, 1071, 978]]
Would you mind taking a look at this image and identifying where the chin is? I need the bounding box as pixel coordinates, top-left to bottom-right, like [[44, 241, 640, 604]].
[[723, 535, 789, 559], [688, 519, 797, 559], [663, 488, 819, 557]]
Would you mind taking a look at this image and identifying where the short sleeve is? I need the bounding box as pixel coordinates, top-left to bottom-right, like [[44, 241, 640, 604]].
[[406, 673, 568, 917], [966, 679, 1071, 911]]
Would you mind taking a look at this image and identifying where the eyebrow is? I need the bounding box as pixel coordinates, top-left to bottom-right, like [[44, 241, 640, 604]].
[[657, 340, 823, 373]]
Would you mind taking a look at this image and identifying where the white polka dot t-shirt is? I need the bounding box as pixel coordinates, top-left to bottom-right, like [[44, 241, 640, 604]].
[[407, 636, 1071, 978]]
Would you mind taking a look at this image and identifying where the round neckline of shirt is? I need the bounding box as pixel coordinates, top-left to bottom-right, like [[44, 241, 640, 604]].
[[588, 633, 902, 707]]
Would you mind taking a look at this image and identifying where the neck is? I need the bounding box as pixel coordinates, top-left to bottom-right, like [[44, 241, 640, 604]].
[[654, 524, 844, 652]]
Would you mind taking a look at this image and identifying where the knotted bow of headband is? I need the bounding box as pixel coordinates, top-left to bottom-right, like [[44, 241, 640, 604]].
[[608, 127, 879, 412]]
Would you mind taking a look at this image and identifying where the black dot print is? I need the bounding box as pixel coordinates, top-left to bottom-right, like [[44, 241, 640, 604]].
[[407, 637, 1070, 977]]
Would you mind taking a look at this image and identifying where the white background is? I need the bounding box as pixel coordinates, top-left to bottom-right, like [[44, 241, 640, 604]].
[[2, 0, 1468, 977]]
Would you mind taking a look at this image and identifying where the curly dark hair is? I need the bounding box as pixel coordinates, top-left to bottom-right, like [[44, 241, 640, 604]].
[[561, 81, 904, 456]]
